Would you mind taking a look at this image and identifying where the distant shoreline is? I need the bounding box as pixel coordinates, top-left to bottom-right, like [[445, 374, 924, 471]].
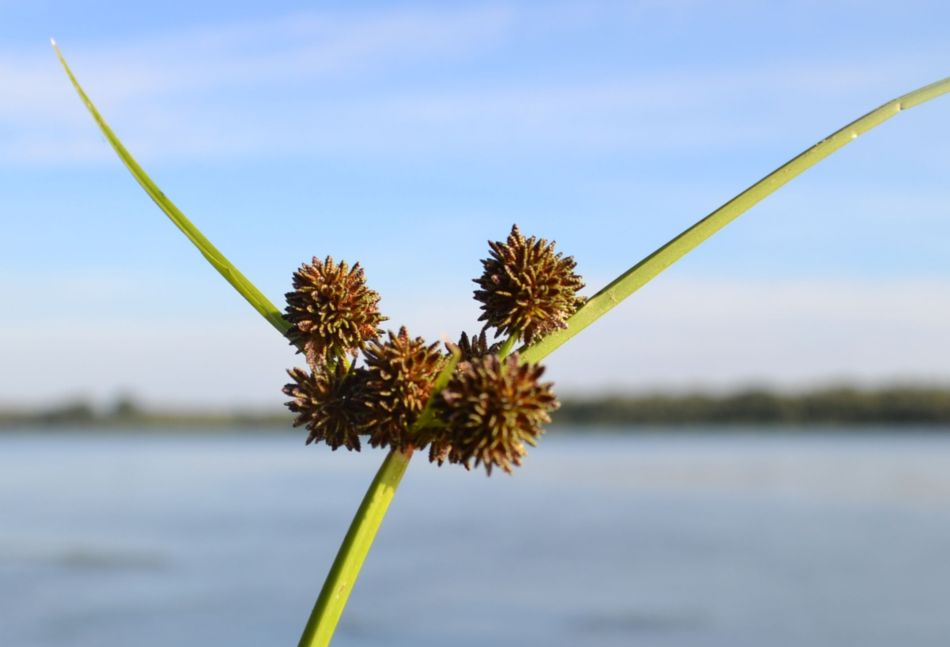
[[554, 386, 950, 427], [5, 386, 950, 430]]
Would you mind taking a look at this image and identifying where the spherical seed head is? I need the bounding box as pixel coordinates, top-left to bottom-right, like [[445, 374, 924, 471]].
[[438, 353, 559, 475], [473, 225, 585, 344], [428, 332, 499, 463], [284, 256, 386, 367], [363, 327, 444, 451], [283, 363, 369, 451]]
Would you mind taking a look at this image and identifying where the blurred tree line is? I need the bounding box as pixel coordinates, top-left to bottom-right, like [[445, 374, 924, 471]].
[[553, 387, 950, 426], [5, 387, 950, 429]]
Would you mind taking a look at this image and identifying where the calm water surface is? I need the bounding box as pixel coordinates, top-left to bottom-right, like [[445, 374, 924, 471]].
[[2, 429, 949, 646]]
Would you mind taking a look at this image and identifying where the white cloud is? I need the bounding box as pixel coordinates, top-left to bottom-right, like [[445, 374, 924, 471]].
[[545, 277, 950, 394], [0, 5, 516, 162], [4, 276, 950, 407], [0, 320, 295, 409], [0, 6, 514, 117], [1, 4, 946, 165]]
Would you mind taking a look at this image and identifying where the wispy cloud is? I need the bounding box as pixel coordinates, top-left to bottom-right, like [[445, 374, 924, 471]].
[[2, 4, 946, 165], [3, 6, 515, 102], [5, 276, 950, 406], [546, 277, 950, 394], [0, 5, 516, 162]]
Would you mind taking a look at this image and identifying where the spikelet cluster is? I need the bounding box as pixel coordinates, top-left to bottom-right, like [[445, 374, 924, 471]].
[[434, 354, 558, 474], [363, 328, 443, 451], [284, 256, 385, 366], [283, 224, 581, 474], [283, 363, 369, 451], [473, 225, 585, 344]]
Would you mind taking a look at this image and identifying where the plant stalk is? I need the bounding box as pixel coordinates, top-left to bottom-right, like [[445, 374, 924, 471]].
[[296, 349, 459, 646], [297, 448, 412, 647], [497, 333, 518, 358]]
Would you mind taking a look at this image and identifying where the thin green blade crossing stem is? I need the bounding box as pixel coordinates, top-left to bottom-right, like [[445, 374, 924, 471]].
[[521, 76, 950, 364], [52, 40, 289, 336]]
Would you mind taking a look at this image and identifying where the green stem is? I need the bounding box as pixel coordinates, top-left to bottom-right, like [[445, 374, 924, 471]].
[[297, 349, 460, 646], [297, 449, 412, 647], [497, 334, 518, 358]]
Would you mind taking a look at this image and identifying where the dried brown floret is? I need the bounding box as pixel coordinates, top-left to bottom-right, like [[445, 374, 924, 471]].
[[436, 353, 559, 475], [446, 331, 500, 362], [284, 256, 385, 367], [363, 327, 444, 451], [283, 363, 370, 451], [473, 225, 585, 344], [427, 439, 451, 466]]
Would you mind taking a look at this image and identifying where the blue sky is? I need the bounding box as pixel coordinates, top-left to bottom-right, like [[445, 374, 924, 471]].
[[1, 1, 949, 407]]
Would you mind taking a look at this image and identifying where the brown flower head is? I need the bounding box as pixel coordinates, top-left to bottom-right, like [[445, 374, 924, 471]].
[[363, 327, 443, 451], [428, 331, 499, 464], [445, 331, 500, 363], [284, 256, 385, 367], [437, 353, 559, 475], [427, 435, 452, 466], [473, 225, 585, 344], [283, 363, 370, 451]]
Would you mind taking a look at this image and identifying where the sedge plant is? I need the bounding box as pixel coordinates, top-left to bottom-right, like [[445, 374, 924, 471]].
[[53, 40, 949, 646]]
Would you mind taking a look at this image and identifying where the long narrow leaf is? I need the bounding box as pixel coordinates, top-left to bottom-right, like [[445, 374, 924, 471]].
[[52, 40, 290, 336], [521, 76, 950, 364]]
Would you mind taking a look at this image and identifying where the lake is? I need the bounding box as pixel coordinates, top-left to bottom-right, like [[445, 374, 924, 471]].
[[2, 428, 949, 646]]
